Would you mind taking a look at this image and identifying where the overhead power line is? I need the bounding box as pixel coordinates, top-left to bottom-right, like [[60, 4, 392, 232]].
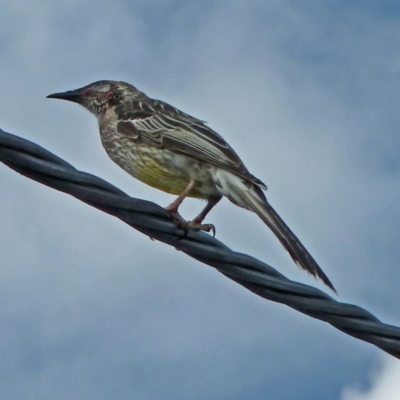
[[0, 128, 399, 359]]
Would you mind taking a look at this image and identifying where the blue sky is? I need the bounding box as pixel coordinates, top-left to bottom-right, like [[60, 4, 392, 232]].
[[1, 1, 399, 399]]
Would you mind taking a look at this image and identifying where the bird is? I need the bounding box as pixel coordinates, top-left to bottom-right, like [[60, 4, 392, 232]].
[[47, 80, 336, 292]]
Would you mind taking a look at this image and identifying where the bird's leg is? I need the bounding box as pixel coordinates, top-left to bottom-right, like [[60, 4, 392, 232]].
[[191, 196, 222, 224], [189, 195, 222, 236], [165, 182, 221, 236], [165, 180, 197, 230]]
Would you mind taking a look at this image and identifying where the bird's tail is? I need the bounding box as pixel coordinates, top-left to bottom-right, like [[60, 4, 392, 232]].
[[215, 170, 336, 293]]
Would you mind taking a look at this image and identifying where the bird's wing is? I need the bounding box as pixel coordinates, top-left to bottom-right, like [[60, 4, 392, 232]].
[[115, 100, 267, 189]]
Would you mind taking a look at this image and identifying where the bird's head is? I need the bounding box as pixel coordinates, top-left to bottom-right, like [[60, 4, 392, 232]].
[[47, 80, 147, 116]]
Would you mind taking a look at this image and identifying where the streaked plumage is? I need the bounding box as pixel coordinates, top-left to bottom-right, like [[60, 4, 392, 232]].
[[47, 80, 336, 292]]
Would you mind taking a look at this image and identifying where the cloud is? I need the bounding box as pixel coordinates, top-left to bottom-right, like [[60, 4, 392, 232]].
[[342, 357, 400, 400], [1, 1, 400, 399]]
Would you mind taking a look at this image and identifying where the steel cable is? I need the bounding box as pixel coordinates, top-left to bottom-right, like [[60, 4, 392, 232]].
[[1, 128, 399, 359]]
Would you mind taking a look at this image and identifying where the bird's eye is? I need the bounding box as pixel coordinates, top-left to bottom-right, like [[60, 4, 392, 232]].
[[105, 91, 113, 100]]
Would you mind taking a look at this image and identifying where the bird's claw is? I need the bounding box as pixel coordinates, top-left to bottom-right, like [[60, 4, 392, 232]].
[[188, 221, 216, 237], [166, 209, 216, 237], [167, 210, 189, 236]]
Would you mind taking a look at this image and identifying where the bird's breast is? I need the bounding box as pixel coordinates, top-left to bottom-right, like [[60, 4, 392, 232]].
[[100, 130, 218, 198]]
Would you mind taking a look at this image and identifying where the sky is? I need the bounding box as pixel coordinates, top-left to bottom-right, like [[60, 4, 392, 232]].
[[1, 1, 400, 399]]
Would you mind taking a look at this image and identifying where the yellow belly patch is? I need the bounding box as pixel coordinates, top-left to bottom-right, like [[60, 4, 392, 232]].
[[110, 142, 208, 198], [136, 166, 189, 195], [134, 161, 206, 198]]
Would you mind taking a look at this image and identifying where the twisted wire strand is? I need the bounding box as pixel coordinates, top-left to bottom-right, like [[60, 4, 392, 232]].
[[1, 128, 399, 359]]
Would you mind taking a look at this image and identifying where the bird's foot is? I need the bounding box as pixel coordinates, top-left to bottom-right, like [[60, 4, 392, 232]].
[[188, 221, 216, 237], [165, 208, 215, 237], [166, 209, 189, 233]]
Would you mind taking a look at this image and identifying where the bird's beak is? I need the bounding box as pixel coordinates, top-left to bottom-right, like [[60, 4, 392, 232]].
[[46, 88, 85, 104]]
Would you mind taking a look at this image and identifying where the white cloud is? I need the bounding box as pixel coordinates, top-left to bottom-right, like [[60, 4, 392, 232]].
[[342, 357, 400, 400]]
